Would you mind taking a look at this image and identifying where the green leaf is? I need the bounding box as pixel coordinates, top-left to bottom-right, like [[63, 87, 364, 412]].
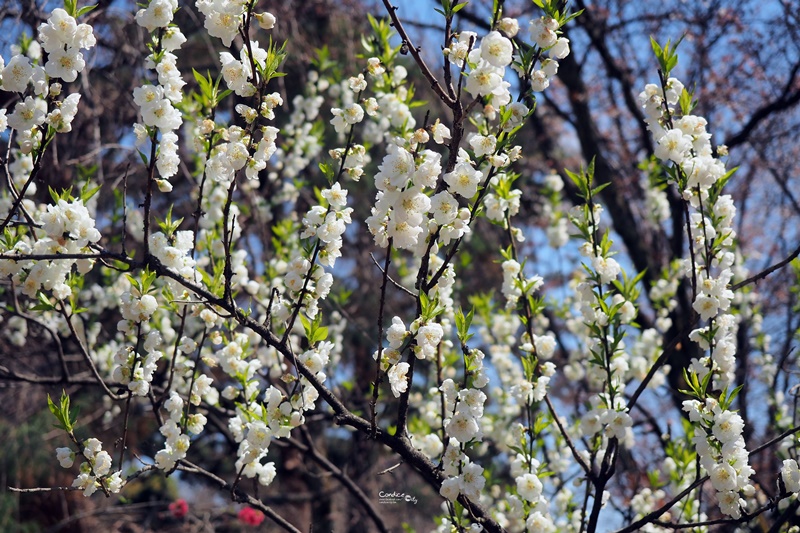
[[311, 46, 337, 73], [649, 36, 663, 61], [258, 37, 287, 84], [192, 69, 211, 94], [650, 35, 684, 76], [678, 87, 694, 115], [507, 444, 527, 458], [76, 3, 98, 17], [723, 384, 744, 409], [312, 326, 329, 344], [47, 393, 58, 419], [591, 182, 611, 196], [63, 0, 77, 17], [533, 414, 552, 434], [216, 88, 233, 104], [455, 306, 475, 344], [49, 186, 61, 204], [47, 390, 74, 432], [32, 291, 56, 312], [318, 162, 335, 181], [80, 183, 101, 202]]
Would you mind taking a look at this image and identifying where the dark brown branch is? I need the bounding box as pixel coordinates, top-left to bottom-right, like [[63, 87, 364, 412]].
[[370, 251, 417, 298], [380, 0, 456, 108], [295, 428, 389, 533], [731, 240, 800, 291], [725, 60, 800, 149], [176, 460, 303, 533]]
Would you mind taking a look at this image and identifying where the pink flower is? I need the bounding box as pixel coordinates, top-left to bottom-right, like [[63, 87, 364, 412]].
[[168, 498, 188, 519], [238, 507, 265, 526]]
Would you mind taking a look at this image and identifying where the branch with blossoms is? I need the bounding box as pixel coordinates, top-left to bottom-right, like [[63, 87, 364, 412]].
[[4, 0, 800, 532]]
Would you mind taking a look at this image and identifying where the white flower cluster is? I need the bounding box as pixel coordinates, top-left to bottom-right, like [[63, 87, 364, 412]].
[[510, 350, 556, 405], [112, 330, 164, 396], [367, 145, 480, 253], [301, 182, 353, 267], [297, 341, 335, 388], [270, 256, 334, 322], [526, 16, 570, 93], [412, 319, 444, 360], [442, 380, 486, 444], [439, 438, 486, 502], [330, 101, 365, 134], [149, 230, 196, 278], [228, 386, 302, 487], [688, 309, 738, 390], [219, 42, 259, 97], [431, 349, 492, 502], [210, 335, 253, 379], [562, 295, 634, 392], [39, 8, 96, 83], [200, 0, 242, 44], [367, 145, 437, 251], [5, 91, 81, 145], [206, 122, 277, 186], [444, 30, 514, 105], [640, 77, 741, 391], [196, 0, 275, 47], [510, 454, 557, 531], [133, 2, 186, 190], [682, 399, 754, 518], [119, 285, 158, 327], [59, 438, 122, 496], [579, 395, 634, 445], [40, 198, 101, 248], [7, 198, 101, 300], [330, 143, 370, 182], [206, 42, 283, 186], [154, 392, 192, 470], [375, 316, 409, 396], [781, 459, 800, 494], [529, 17, 571, 58], [501, 258, 543, 311], [640, 77, 733, 207], [0, 9, 93, 154], [483, 172, 521, 224]]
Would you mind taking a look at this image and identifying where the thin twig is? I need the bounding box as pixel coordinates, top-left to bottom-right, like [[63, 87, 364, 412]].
[[380, 0, 456, 108], [731, 241, 800, 291], [369, 251, 417, 298]]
